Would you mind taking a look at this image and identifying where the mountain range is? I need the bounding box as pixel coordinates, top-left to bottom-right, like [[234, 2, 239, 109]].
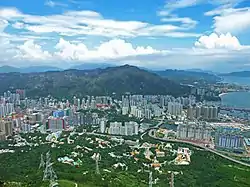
[[220, 71, 250, 77], [0, 64, 220, 83], [0, 65, 190, 98], [0, 65, 62, 73], [0, 64, 216, 74], [153, 69, 220, 84]]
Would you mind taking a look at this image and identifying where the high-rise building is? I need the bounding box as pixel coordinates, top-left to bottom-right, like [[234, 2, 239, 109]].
[[216, 134, 243, 150], [144, 109, 152, 119], [195, 106, 201, 119], [48, 117, 66, 131], [124, 122, 135, 136], [77, 99, 81, 110], [21, 124, 31, 133], [16, 89, 26, 100], [0, 120, 13, 136], [53, 110, 65, 118], [0, 132, 6, 141], [122, 107, 129, 115], [0, 103, 14, 118], [168, 102, 183, 116], [109, 122, 122, 135], [209, 106, 213, 119], [109, 121, 138, 136], [215, 127, 243, 150], [201, 106, 209, 119], [212, 107, 218, 119], [177, 122, 212, 142], [187, 105, 194, 120], [199, 105, 218, 120], [100, 119, 106, 133]]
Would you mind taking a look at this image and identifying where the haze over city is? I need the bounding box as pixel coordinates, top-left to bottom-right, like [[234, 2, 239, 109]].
[[0, 0, 250, 71]]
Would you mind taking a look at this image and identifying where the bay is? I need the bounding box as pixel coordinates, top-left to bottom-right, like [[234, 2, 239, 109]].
[[220, 76, 250, 108], [221, 76, 250, 86], [220, 92, 250, 108]]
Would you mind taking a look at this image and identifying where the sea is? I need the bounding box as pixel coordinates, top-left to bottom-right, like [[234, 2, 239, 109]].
[[221, 76, 250, 86], [220, 76, 250, 108], [219, 76, 250, 119]]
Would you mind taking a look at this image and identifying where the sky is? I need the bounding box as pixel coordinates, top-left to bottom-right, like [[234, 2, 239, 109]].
[[0, 0, 250, 72]]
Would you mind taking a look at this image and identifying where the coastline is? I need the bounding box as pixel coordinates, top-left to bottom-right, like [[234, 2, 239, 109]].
[[219, 91, 250, 97], [219, 93, 228, 97]]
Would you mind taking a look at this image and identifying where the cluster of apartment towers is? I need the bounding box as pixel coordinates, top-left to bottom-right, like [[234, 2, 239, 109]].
[[100, 121, 139, 136], [177, 122, 212, 142], [187, 105, 219, 120]]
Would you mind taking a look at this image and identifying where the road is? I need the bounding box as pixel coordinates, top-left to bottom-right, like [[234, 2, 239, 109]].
[[140, 117, 165, 140], [149, 129, 250, 167]]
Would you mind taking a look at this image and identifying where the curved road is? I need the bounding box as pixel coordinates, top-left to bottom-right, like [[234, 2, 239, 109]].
[[149, 129, 250, 167], [140, 117, 165, 140]]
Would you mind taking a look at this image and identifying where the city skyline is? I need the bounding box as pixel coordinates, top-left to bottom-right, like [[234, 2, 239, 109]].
[[0, 0, 250, 72]]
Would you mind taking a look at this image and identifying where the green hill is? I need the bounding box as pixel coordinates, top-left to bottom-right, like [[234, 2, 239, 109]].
[[0, 65, 190, 98]]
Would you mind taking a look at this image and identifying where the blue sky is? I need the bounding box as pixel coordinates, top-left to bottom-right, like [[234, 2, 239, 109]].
[[0, 0, 250, 72]]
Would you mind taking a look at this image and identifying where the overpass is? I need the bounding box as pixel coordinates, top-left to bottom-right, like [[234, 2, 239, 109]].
[[148, 129, 250, 167], [140, 117, 165, 140]]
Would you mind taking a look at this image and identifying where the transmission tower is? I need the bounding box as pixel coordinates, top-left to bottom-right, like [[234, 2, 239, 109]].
[[94, 153, 101, 174], [170, 172, 174, 187], [43, 151, 57, 183], [149, 171, 153, 187], [39, 154, 45, 169]]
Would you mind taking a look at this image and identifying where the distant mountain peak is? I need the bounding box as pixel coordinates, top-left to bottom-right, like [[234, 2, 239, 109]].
[[0, 65, 62, 73], [220, 71, 250, 77]]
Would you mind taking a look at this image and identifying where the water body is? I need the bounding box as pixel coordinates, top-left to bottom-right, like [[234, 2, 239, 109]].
[[220, 92, 250, 120], [220, 76, 250, 108], [220, 92, 250, 108], [219, 76, 250, 119], [221, 76, 250, 86]]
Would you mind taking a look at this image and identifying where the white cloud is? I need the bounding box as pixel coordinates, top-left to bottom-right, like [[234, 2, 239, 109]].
[[0, 19, 8, 32], [162, 0, 201, 13], [8, 38, 165, 64], [0, 7, 21, 18], [204, 1, 250, 33], [54, 38, 164, 61], [54, 38, 89, 60], [160, 16, 198, 29], [213, 8, 250, 34], [0, 8, 199, 38], [0, 35, 249, 72], [16, 40, 52, 60], [64, 10, 101, 17], [12, 22, 24, 29], [194, 32, 248, 50], [45, 0, 68, 7], [7, 35, 249, 72], [157, 0, 199, 30]]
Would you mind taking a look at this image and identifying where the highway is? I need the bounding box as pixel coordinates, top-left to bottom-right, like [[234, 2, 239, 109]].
[[148, 129, 250, 167], [86, 118, 250, 167], [140, 117, 165, 140]]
